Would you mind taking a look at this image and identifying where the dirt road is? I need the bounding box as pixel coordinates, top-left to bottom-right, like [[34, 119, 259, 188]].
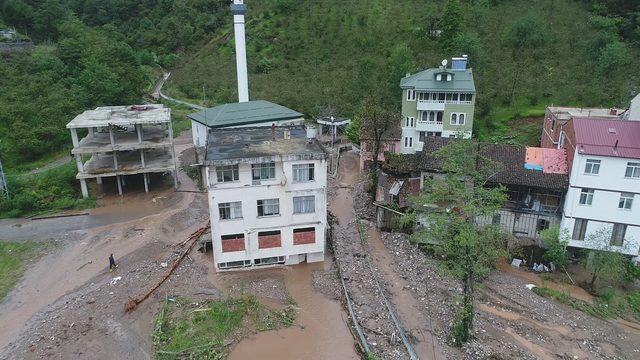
[[0, 132, 358, 359]]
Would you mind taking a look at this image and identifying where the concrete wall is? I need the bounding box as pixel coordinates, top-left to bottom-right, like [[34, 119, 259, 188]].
[[192, 120, 209, 148], [207, 158, 327, 270], [442, 103, 473, 138], [561, 149, 640, 256], [359, 139, 401, 171], [191, 117, 304, 148]]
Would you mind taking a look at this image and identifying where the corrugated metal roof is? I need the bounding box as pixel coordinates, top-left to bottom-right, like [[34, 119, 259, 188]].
[[188, 100, 303, 128], [400, 67, 475, 93], [572, 118, 640, 159]]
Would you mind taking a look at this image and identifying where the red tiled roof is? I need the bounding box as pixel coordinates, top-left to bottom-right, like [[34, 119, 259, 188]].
[[572, 118, 640, 159]]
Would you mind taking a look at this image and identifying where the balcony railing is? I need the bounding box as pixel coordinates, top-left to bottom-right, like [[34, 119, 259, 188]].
[[418, 99, 473, 105]]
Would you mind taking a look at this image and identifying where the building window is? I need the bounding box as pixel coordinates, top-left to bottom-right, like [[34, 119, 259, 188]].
[[258, 230, 282, 249], [419, 131, 425, 142], [537, 219, 550, 232], [404, 116, 415, 127], [218, 260, 251, 269], [221, 233, 245, 253], [252, 162, 275, 180], [254, 256, 285, 266], [584, 159, 601, 175], [427, 131, 442, 137], [404, 137, 413, 148], [406, 89, 416, 101], [572, 219, 588, 240], [618, 193, 634, 210], [293, 227, 316, 245], [218, 201, 242, 220], [579, 188, 594, 205], [293, 195, 315, 214], [257, 198, 280, 216], [436, 112, 443, 122], [293, 163, 314, 182], [450, 113, 466, 125], [216, 165, 239, 182], [388, 143, 396, 152], [610, 224, 627, 246], [625, 162, 640, 178]]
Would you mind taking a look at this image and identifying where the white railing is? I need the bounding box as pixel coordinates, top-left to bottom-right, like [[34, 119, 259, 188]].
[[418, 99, 472, 105]]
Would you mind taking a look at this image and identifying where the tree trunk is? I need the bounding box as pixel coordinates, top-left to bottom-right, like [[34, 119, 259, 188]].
[[370, 138, 382, 202], [589, 272, 597, 291], [460, 246, 474, 343]]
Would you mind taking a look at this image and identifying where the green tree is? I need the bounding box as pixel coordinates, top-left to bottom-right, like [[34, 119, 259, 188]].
[[358, 98, 400, 200], [541, 225, 569, 269], [1, 0, 34, 33], [582, 228, 630, 292], [440, 0, 464, 47], [32, 0, 69, 41], [345, 116, 361, 145], [412, 140, 508, 345]]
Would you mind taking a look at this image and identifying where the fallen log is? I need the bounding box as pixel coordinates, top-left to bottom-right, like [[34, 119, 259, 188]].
[[124, 220, 210, 312]]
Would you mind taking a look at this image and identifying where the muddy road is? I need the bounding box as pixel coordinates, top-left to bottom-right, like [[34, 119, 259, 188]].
[[0, 133, 358, 359]]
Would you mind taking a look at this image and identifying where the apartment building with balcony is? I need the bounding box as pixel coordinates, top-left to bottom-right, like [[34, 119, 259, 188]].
[[203, 126, 327, 271], [556, 118, 640, 257], [399, 56, 475, 154]]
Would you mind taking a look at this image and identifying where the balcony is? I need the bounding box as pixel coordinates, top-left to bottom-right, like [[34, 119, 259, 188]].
[[416, 121, 443, 132], [417, 99, 473, 111]]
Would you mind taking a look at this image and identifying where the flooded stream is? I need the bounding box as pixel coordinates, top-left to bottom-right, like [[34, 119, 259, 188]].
[[227, 262, 359, 360]]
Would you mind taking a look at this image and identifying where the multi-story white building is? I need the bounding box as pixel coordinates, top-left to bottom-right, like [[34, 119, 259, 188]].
[[203, 126, 327, 270], [559, 118, 640, 257]]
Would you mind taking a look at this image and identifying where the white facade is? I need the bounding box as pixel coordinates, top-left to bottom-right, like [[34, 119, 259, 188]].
[[561, 150, 640, 257], [206, 158, 327, 270]]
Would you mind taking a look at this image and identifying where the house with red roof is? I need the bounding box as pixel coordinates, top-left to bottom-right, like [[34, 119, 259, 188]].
[[557, 118, 640, 257]]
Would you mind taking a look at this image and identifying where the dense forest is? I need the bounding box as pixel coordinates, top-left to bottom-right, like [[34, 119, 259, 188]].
[[0, 0, 639, 215]]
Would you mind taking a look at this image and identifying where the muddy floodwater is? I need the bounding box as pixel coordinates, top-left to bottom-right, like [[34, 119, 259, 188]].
[[227, 261, 359, 360]]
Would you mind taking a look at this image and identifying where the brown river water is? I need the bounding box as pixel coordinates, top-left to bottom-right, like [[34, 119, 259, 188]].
[[226, 261, 359, 360]]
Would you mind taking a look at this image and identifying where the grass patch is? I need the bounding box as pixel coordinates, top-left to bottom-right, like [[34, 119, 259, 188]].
[[0, 162, 95, 219], [532, 286, 640, 321], [164, 101, 197, 136], [0, 241, 43, 301], [153, 296, 296, 359], [476, 102, 546, 146]]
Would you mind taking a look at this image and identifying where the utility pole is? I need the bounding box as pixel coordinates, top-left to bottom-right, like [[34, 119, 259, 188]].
[[0, 157, 9, 199]]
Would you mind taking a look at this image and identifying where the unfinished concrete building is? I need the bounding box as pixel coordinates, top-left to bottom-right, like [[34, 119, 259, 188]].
[[66, 104, 177, 197]]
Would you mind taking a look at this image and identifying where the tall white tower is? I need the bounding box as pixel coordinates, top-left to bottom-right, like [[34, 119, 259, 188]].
[[231, 0, 249, 103]]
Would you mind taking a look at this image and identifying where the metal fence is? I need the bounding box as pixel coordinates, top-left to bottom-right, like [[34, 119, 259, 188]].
[[376, 205, 561, 241]]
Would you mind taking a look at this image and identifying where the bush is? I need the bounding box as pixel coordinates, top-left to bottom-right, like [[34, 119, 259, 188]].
[[540, 226, 569, 268], [0, 163, 94, 218]]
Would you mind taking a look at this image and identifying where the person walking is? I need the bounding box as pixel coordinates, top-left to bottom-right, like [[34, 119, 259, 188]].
[[109, 253, 118, 272]]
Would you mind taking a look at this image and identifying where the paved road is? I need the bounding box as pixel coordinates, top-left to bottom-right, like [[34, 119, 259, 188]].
[[152, 71, 204, 110]]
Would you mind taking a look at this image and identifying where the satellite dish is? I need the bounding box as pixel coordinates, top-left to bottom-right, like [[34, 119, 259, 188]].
[[441, 59, 448, 67]]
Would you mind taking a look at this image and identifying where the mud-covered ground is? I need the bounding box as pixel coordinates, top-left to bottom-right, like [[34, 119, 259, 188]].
[[0, 133, 358, 360], [352, 164, 640, 359]]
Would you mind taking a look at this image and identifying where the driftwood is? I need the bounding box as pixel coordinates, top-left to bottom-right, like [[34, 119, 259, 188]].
[[124, 221, 210, 312]]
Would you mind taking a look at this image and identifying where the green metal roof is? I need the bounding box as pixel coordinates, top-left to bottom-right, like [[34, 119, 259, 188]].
[[187, 100, 304, 128], [400, 68, 475, 93]]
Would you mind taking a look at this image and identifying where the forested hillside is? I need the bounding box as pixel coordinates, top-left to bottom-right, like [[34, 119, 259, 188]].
[[167, 0, 640, 143], [1, 0, 639, 166]]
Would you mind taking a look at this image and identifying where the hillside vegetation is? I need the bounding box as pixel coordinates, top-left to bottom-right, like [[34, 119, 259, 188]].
[[168, 0, 640, 143], [0, 0, 638, 216]]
